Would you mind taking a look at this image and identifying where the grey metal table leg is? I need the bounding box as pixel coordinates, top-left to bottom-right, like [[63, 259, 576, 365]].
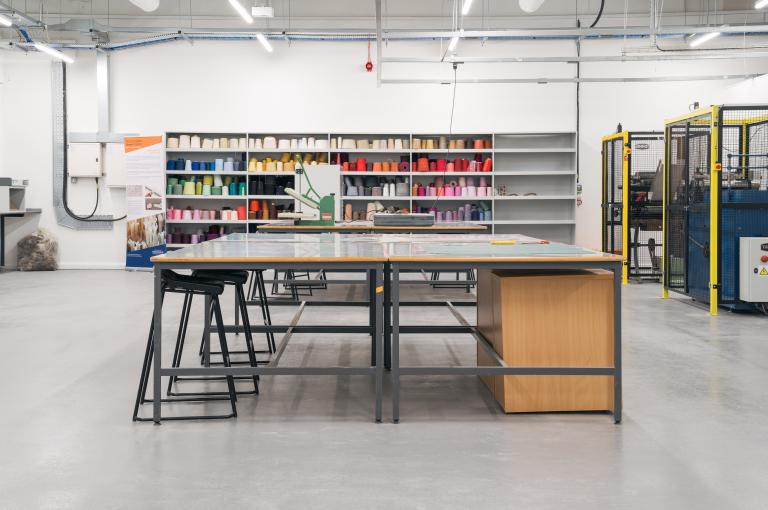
[[369, 269, 376, 366], [613, 261, 623, 423], [0, 216, 5, 268], [392, 264, 400, 423], [152, 267, 163, 424], [384, 263, 391, 370], [374, 265, 383, 423]]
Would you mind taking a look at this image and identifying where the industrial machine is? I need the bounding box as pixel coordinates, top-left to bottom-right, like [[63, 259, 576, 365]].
[[663, 104, 768, 315], [278, 156, 336, 226], [601, 130, 665, 283]]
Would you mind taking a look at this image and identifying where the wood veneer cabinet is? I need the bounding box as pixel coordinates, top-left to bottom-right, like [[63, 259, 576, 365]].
[[476, 269, 614, 413]]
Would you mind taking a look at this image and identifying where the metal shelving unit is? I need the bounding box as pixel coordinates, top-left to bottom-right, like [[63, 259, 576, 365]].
[[165, 131, 577, 245]]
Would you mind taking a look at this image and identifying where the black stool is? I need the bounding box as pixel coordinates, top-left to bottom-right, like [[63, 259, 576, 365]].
[[168, 270, 260, 397], [132, 270, 238, 422], [429, 270, 476, 293]]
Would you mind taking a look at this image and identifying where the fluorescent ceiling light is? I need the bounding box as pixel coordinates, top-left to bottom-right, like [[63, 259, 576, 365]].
[[228, 0, 253, 24], [448, 36, 459, 52], [756, 0, 768, 9], [0, 13, 12, 26], [256, 33, 273, 53], [461, 0, 473, 16], [688, 30, 722, 48], [34, 42, 74, 64]]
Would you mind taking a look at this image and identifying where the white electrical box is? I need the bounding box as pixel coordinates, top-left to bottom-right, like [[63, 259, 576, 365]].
[[67, 143, 103, 178], [739, 237, 768, 302]]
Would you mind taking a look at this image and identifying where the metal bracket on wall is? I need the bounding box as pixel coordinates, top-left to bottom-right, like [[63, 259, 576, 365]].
[[51, 62, 114, 230]]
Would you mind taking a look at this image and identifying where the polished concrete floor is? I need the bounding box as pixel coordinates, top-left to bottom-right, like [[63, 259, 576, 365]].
[[1, 269, 767, 509]]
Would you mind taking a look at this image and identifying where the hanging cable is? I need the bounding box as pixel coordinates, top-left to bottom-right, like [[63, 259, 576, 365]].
[[589, 0, 605, 28]]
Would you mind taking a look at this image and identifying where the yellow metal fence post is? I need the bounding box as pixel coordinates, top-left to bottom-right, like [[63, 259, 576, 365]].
[[709, 107, 720, 316], [622, 132, 630, 284]]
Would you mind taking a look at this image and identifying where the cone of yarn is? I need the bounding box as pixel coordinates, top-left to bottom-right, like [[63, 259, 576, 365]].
[[182, 181, 195, 195], [167, 137, 179, 149], [212, 139, 220, 149], [254, 138, 263, 149], [344, 203, 353, 221], [178, 135, 191, 148]]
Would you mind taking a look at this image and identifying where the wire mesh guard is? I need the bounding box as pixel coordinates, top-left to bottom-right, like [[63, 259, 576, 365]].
[[664, 106, 768, 307], [720, 107, 768, 305], [627, 134, 664, 280], [601, 137, 624, 256]]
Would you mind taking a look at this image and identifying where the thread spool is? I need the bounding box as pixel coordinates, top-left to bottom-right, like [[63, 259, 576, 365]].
[[202, 138, 213, 149], [223, 160, 234, 172], [483, 158, 493, 172], [263, 137, 277, 149], [228, 138, 238, 149], [473, 139, 484, 150], [254, 138, 263, 149], [477, 186, 487, 197], [467, 186, 477, 196], [190, 135, 200, 149], [213, 139, 220, 149], [248, 138, 255, 150], [236, 206, 246, 220], [439, 136, 447, 149], [344, 203, 353, 221], [182, 181, 196, 195], [167, 137, 179, 149], [456, 139, 466, 149], [356, 158, 367, 172], [445, 186, 454, 197], [399, 161, 409, 172], [182, 208, 192, 220], [211, 186, 222, 195], [201, 184, 211, 196], [178, 135, 191, 148]]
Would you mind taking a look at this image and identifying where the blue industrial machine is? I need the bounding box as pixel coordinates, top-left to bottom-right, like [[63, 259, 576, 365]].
[[663, 104, 768, 315]]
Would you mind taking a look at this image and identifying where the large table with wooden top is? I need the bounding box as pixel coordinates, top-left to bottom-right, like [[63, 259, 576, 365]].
[[257, 220, 488, 234], [149, 233, 623, 424]]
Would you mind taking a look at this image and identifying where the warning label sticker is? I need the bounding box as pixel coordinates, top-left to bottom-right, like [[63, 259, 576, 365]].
[[760, 267, 768, 276]]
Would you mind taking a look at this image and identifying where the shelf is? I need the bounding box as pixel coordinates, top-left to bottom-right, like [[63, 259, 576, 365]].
[[167, 219, 248, 224], [411, 196, 492, 201], [341, 196, 411, 201], [411, 149, 493, 154], [247, 171, 297, 176], [247, 195, 295, 199], [167, 195, 248, 200], [412, 172, 493, 176], [166, 148, 245, 153], [493, 220, 576, 225], [166, 171, 247, 176], [494, 148, 575, 153], [166, 243, 190, 248], [493, 171, 575, 176], [331, 149, 409, 154], [494, 195, 576, 200], [341, 172, 410, 176], [246, 148, 329, 153]]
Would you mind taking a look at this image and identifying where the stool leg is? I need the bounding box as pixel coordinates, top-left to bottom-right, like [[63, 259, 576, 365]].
[[133, 289, 166, 421], [235, 284, 260, 393], [271, 269, 279, 295], [256, 270, 276, 353], [234, 284, 241, 335], [212, 295, 238, 417], [167, 292, 193, 396]]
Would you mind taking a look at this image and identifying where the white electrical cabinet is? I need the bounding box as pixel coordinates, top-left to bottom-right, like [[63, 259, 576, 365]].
[[67, 143, 103, 178], [739, 237, 768, 302]]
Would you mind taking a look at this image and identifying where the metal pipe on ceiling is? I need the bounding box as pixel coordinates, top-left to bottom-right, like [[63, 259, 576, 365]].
[[382, 51, 768, 63], [381, 74, 764, 84]]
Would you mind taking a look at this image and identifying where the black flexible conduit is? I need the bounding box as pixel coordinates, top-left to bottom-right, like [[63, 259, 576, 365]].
[[590, 0, 606, 28]]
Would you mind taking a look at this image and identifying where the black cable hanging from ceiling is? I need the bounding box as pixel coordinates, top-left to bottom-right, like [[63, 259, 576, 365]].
[[590, 0, 605, 28]]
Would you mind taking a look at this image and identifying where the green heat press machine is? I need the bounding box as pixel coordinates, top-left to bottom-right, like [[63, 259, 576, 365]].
[[278, 156, 336, 226]]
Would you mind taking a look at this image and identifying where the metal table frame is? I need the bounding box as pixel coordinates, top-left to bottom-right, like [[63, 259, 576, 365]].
[[388, 259, 623, 424], [149, 260, 385, 424]]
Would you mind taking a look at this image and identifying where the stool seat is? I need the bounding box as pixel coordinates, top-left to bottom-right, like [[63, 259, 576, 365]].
[[192, 270, 249, 286], [163, 270, 225, 295]]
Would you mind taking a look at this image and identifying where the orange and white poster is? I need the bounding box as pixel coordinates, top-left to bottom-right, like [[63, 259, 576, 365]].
[[124, 136, 166, 268]]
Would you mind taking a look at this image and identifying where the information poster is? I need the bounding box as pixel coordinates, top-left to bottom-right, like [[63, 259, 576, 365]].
[[124, 136, 166, 268]]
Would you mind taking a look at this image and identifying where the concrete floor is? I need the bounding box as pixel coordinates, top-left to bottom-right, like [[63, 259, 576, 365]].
[[1, 270, 767, 509]]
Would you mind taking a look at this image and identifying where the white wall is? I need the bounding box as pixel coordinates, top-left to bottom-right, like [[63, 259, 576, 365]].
[[2, 38, 768, 267]]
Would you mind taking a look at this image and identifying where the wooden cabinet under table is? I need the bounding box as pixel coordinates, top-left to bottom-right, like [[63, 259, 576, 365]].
[[476, 269, 615, 413]]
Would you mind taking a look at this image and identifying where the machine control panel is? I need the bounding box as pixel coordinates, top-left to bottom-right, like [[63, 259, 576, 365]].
[[739, 237, 768, 302]]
